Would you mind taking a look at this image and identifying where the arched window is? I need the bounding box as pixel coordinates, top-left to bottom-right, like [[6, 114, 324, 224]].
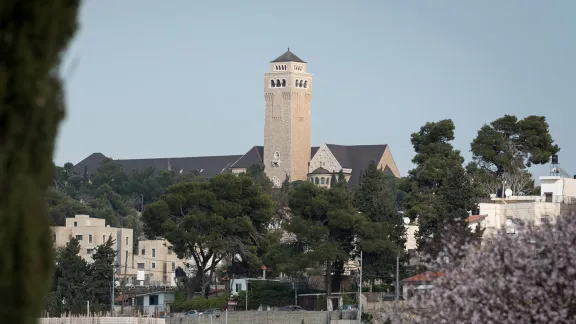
[[275, 65, 279, 71], [295, 80, 299, 87], [284, 65, 287, 70], [270, 80, 275, 88], [321, 178, 325, 184], [273, 151, 280, 160], [304, 80, 308, 88], [299, 80, 303, 87], [276, 79, 281, 87], [326, 178, 330, 185], [315, 177, 319, 185], [282, 79, 286, 87]]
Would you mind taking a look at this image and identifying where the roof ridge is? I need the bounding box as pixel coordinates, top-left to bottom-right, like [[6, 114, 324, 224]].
[[116, 154, 243, 161]]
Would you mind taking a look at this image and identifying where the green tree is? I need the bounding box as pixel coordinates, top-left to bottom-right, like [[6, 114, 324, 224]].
[[470, 115, 559, 196], [400, 119, 464, 221], [417, 165, 482, 260], [279, 182, 364, 309], [0, 1, 80, 322], [141, 173, 274, 300], [55, 238, 89, 315], [87, 236, 117, 313], [353, 161, 406, 287]]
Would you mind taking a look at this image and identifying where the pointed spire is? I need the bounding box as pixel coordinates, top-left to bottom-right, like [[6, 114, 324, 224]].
[[271, 48, 306, 63]]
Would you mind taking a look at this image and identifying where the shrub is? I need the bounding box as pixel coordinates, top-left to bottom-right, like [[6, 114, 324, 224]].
[[172, 291, 230, 312], [409, 214, 576, 323]]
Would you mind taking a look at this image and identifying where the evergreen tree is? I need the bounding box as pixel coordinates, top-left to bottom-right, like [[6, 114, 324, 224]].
[[0, 1, 80, 322], [87, 236, 117, 313], [417, 165, 483, 260], [353, 161, 406, 288], [55, 238, 89, 315]]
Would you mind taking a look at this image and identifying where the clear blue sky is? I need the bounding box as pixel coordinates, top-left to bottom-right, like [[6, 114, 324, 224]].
[[55, 0, 575, 179]]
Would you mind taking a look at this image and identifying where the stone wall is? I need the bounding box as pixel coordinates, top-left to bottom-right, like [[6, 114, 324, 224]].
[[167, 311, 332, 324], [39, 317, 165, 324]]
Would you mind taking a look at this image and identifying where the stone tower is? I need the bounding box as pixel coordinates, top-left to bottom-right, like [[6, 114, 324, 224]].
[[263, 49, 312, 187]]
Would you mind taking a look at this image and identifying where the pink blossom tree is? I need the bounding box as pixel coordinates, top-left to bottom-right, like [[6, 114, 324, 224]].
[[405, 214, 576, 323]]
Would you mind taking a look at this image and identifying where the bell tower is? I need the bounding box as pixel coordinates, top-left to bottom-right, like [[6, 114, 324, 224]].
[[263, 49, 312, 187]]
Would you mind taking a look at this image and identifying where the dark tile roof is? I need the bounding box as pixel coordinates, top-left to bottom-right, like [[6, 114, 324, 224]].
[[309, 167, 332, 175], [325, 144, 389, 188], [230, 146, 264, 169], [73, 153, 242, 179], [271, 49, 306, 63]]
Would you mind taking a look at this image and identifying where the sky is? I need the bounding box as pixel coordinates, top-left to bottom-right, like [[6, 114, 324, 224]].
[[56, 0, 576, 180]]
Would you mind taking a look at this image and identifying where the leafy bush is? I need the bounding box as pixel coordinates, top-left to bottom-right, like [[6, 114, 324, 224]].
[[172, 291, 230, 312], [233, 281, 294, 309], [407, 214, 576, 323]]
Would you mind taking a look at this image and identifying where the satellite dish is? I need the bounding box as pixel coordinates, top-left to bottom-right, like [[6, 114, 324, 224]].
[[115, 280, 120, 287], [403, 217, 410, 225], [504, 188, 513, 197], [505, 219, 513, 227]]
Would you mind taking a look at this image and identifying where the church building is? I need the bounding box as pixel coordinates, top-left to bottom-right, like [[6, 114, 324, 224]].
[[74, 49, 400, 188]]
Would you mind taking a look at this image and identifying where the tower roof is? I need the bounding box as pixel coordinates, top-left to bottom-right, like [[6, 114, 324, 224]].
[[271, 48, 306, 63]]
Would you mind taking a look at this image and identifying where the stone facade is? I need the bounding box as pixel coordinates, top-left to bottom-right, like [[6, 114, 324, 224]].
[[263, 59, 312, 186]]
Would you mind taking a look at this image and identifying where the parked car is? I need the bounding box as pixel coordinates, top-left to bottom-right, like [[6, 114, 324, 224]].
[[279, 305, 304, 311], [184, 310, 203, 316], [339, 304, 358, 311], [202, 308, 222, 317]]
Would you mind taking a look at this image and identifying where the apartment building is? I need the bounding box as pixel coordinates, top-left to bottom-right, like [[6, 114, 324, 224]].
[[52, 215, 187, 287], [52, 215, 132, 272], [474, 175, 576, 237], [128, 239, 187, 286]]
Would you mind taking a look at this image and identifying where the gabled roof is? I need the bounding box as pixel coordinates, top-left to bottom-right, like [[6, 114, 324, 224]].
[[325, 144, 389, 188], [73, 153, 242, 179], [402, 271, 444, 283], [467, 215, 488, 224], [309, 167, 332, 175], [271, 49, 306, 63], [230, 146, 264, 169]]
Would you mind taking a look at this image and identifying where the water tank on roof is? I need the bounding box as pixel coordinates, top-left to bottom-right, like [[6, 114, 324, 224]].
[[552, 154, 559, 164]]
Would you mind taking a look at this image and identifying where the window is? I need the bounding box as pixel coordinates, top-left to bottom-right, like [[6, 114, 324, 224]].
[[172, 262, 175, 271], [321, 178, 325, 184], [315, 178, 319, 185], [545, 192, 553, 202], [304, 80, 308, 88], [88, 234, 93, 243], [149, 295, 159, 306], [299, 80, 303, 87], [103, 235, 106, 243], [281, 79, 286, 87], [236, 283, 243, 292], [87, 249, 94, 255], [152, 248, 156, 258], [74, 222, 78, 227], [275, 79, 281, 87], [141, 249, 145, 256], [270, 80, 275, 87], [75, 234, 83, 241], [326, 178, 330, 185], [126, 237, 129, 246], [137, 263, 145, 269], [295, 79, 299, 87], [152, 262, 156, 269]]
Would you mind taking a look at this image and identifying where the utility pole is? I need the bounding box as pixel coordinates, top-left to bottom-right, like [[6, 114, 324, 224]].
[[111, 263, 116, 316], [395, 252, 400, 301], [120, 251, 129, 316], [357, 250, 362, 324]]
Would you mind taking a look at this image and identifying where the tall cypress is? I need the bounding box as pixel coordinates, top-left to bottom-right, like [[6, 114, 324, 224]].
[[0, 1, 80, 322]]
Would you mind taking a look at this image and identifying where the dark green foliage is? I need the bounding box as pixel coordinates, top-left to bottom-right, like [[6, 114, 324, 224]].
[[142, 173, 274, 300], [54, 238, 89, 315], [469, 115, 559, 196], [400, 119, 464, 221], [0, 1, 80, 322], [233, 281, 295, 309], [353, 161, 406, 286], [417, 165, 483, 260], [274, 182, 364, 302], [87, 236, 117, 313]]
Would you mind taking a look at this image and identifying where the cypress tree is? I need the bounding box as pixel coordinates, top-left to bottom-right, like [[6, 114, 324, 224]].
[[0, 1, 80, 322]]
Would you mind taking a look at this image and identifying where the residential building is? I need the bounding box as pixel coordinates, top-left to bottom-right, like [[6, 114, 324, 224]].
[[52, 214, 132, 273], [402, 271, 443, 300], [129, 239, 187, 286], [473, 175, 576, 237], [52, 215, 188, 286], [73, 49, 400, 189]]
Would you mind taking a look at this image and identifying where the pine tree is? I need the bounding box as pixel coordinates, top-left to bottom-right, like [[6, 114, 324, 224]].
[[88, 236, 117, 313], [0, 1, 80, 322], [56, 238, 89, 315], [417, 165, 483, 260]]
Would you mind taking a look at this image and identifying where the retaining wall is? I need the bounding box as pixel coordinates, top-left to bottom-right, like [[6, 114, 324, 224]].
[[167, 311, 331, 324], [38, 317, 165, 324]]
